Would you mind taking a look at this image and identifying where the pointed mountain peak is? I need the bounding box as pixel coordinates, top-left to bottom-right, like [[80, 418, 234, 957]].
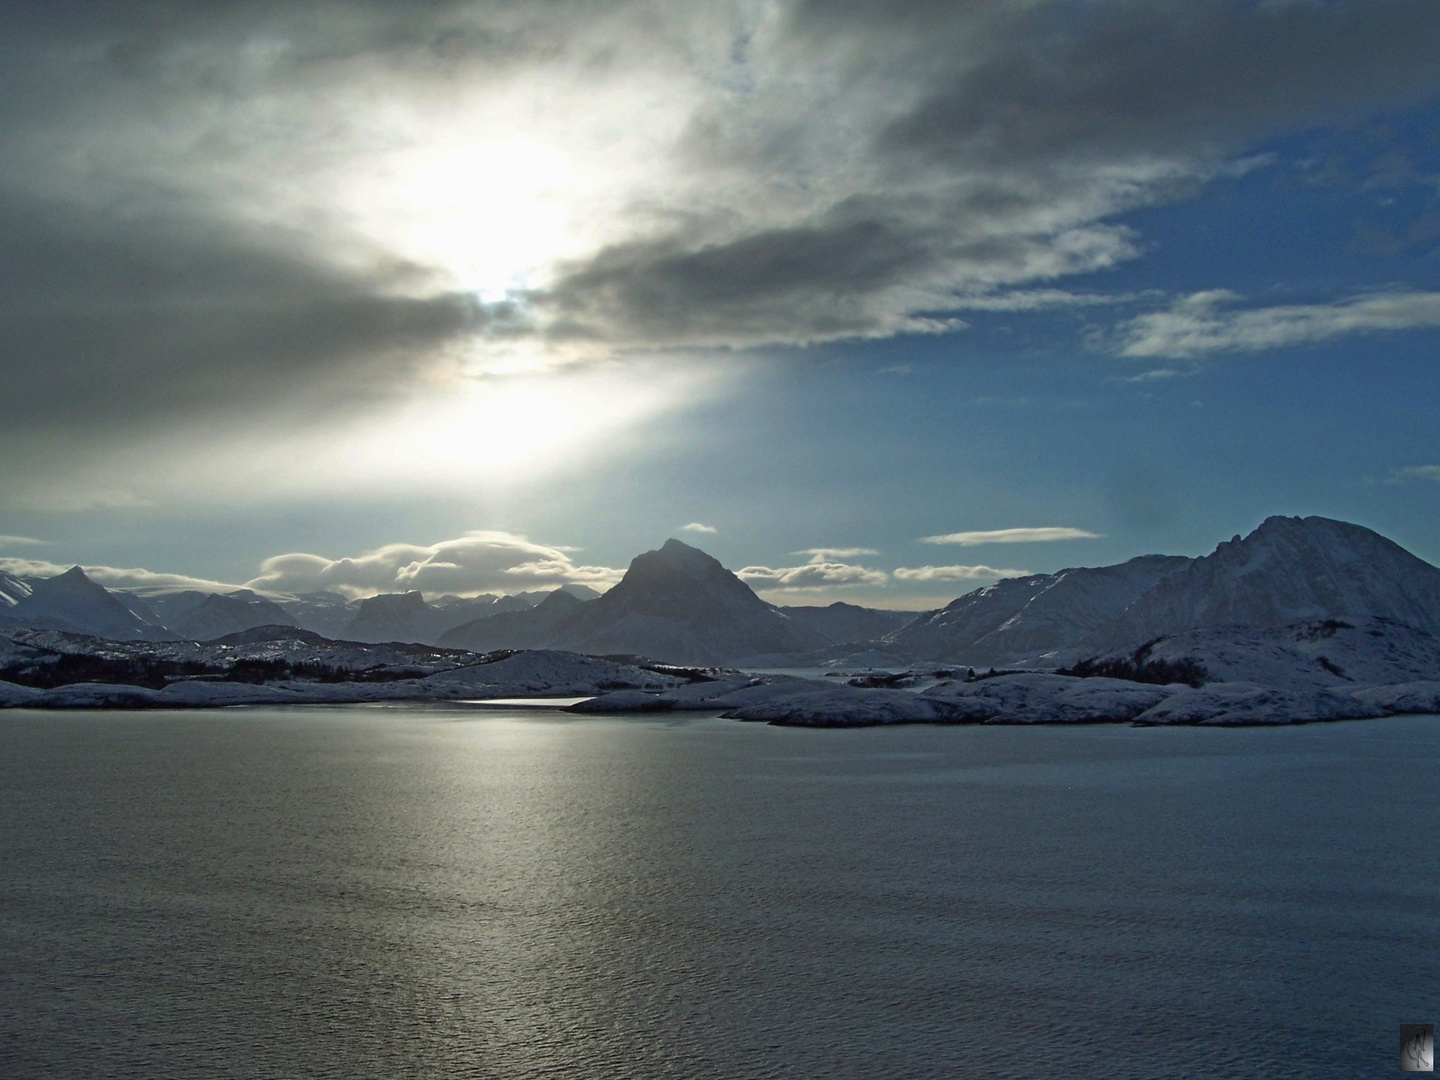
[[617, 539, 745, 596], [653, 537, 725, 572], [33, 566, 111, 598], [536, 588, 583, 610]]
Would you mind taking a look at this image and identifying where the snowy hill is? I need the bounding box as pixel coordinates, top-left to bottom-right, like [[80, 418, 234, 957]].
[[542, 539, 829, 665], [1076, 615, 1440, 692], [0, 625, 692, 708], [1079, 516, 1440, 653], [882, 554, 1192, 665]]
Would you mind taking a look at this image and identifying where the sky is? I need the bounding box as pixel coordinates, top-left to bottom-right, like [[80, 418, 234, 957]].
[[3, 0, 1440, 609]]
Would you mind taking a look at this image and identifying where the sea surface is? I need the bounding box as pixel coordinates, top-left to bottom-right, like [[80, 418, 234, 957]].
[[2, 706, 1437, 1078]]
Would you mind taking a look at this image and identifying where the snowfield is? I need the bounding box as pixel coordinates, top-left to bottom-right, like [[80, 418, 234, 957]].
[[4, 614, 1440, 726]]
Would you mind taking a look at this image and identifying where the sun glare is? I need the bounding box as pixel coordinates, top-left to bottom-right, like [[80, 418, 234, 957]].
[[351, 136, 572, 299], [328, 74, 694, 303]]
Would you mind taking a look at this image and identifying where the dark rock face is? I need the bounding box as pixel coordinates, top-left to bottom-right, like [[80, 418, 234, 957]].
[[544, 539, 828, 665], [1079, 516, 1440, 652]]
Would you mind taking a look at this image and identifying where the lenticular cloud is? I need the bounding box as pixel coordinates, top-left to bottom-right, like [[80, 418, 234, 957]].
[[246, 532, 623, 599]]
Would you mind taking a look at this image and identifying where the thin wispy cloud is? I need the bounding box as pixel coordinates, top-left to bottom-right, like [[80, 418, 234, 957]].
[[680, 523, 718, 534], [794, 547, 879, 559], [948, 289, 1138, 312], [922, 527, 1102, 546], [1118, 289, 1440, 359], [0, 535, 46, 546], [892, 565, 1032, 582], [1389, 464, 1440, 484]]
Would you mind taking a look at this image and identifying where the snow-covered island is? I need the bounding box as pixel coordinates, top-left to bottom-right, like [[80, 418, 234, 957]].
[[4, 515, 1440, 727]]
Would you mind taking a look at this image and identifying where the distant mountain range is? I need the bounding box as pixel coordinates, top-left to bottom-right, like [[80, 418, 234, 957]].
[[4, 516, 1440, 672]]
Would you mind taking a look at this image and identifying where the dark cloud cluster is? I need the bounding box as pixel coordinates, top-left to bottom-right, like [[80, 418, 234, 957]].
[[537, 0, 1440, 347], [0, 194, 496, 438], [867, 0, 1440, 167]]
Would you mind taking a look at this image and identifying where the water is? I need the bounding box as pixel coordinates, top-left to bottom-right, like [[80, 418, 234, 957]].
[[2, 706, 1437, 1078]]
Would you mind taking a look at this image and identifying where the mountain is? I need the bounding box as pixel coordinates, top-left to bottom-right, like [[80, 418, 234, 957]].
[[341, 590, 552, 645], [343, 591, 443, 643], [543, 539, 828, 665], [883, 554, 1192, 665], [1079, 516, 1440, 653], [0, 566, 159, 640], [275, 591, 359, 638], [438, 589, 584, 652], [778, 602, 914, 646], [140, 589, 298, 641]]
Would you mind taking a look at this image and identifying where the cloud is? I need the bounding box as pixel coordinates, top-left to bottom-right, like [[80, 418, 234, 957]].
[[858, 1, 1440, 167], [5, 0, 1440, 504], [794, 547, 879, 559], [921, 527, 1102, 546], [0, 535, 46, 546], [946, 289, 1140, 312], [680, 522, 718, 534], [892, 565, 1033, 582], [0, 557, 242, 595], [1389, 465, 1440, 484], [245, 531, 623, 599], [539, 0, 1440, 350], [1117, 289, 1440, 358], [737, 553, 888, 590]]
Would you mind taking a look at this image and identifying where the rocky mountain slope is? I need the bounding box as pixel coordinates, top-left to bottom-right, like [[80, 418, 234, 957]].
[[778, 602, 914, 646], [883, 554, 1192, 665], [438, 589, 584, 652]]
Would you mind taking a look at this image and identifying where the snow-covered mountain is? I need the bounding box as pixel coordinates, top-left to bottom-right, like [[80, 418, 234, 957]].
[[342, 590, 440, 643], [436, 562, 911, 661], [1078, 516, 1440, 653], [542, 538, 829, 665], [340, 590, 555, 644], [271, 591, 357, 638], [0, 565, 590, 648], [778, 602, 914, 646], [137, 589, 298, 641], [882, 554, 1192, 665], [0, 567, 160, 640], [438, 589, 584, 652]]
